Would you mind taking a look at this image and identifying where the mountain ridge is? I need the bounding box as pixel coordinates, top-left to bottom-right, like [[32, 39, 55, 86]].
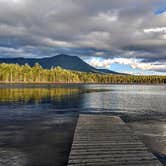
[[0, 54, 123, 74]]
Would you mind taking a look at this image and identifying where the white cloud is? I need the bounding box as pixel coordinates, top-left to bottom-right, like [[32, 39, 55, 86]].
[[42, 38, 74, 47], [88, 58, 113, 68], [87, 57, 166, 72], [12, 0, 21, 3], [144, 27, 166, 33], [93, 11, 118, 23], [95, 52, 105, 56], [0, 47, 23, 53]]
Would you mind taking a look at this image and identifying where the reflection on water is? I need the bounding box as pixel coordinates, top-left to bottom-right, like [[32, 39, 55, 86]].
[[82, 85, 166, 113], [0, 84, 166, 165], [0, 88, 80, 103], [0, 85, 82, 166], [0, 114, 78, 166], [0, 85, 109, 166]]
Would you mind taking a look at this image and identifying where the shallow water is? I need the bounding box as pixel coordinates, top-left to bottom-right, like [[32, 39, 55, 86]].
[[0, 84, 166, 165]]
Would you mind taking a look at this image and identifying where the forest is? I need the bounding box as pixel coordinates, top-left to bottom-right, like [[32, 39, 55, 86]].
[[0, 63, 166, 84]]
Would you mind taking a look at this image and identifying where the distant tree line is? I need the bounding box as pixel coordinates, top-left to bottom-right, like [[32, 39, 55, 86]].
[[0, 63, 166, 84]]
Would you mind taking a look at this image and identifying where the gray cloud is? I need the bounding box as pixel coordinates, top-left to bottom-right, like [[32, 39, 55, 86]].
[[0, 0, 166, 72]]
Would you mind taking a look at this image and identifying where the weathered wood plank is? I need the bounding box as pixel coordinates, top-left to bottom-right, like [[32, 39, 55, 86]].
[[68, 114, 162, 166]]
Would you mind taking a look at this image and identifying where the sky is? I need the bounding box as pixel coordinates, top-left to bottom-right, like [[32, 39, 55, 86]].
[[0, 0, 166, 75]]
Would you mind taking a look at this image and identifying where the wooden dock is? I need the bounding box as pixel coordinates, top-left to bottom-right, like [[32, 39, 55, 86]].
[[68, 114, 162, 166]]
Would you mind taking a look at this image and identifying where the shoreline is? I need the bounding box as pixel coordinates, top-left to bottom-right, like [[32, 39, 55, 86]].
[[0, 82, 165, 85]]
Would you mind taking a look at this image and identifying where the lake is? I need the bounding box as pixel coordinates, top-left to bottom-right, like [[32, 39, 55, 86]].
[[0, 84, 166, 166]]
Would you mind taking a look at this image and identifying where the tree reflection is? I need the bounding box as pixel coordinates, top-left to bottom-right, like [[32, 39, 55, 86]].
[[0, 88, 80, 104]]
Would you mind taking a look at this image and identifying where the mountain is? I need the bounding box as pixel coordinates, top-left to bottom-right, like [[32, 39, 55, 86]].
[[0, 54, 123, 74], [97, 69, 121, 75]]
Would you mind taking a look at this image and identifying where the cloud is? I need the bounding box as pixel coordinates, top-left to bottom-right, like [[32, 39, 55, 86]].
[[144, 27, 166, 33], [87, 57, 166, 72], [76, 31, 111, 49], [88, 58, 113, 68], [92, 10, 118, 23], [0, 0, 165, 73], [95, 52, 105, 56]]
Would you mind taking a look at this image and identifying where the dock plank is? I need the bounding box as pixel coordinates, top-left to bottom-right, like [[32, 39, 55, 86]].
[[68, 114, 162, 166]]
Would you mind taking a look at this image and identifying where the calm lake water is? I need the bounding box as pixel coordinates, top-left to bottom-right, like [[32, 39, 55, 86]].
[[0, 84, 166, 166]]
